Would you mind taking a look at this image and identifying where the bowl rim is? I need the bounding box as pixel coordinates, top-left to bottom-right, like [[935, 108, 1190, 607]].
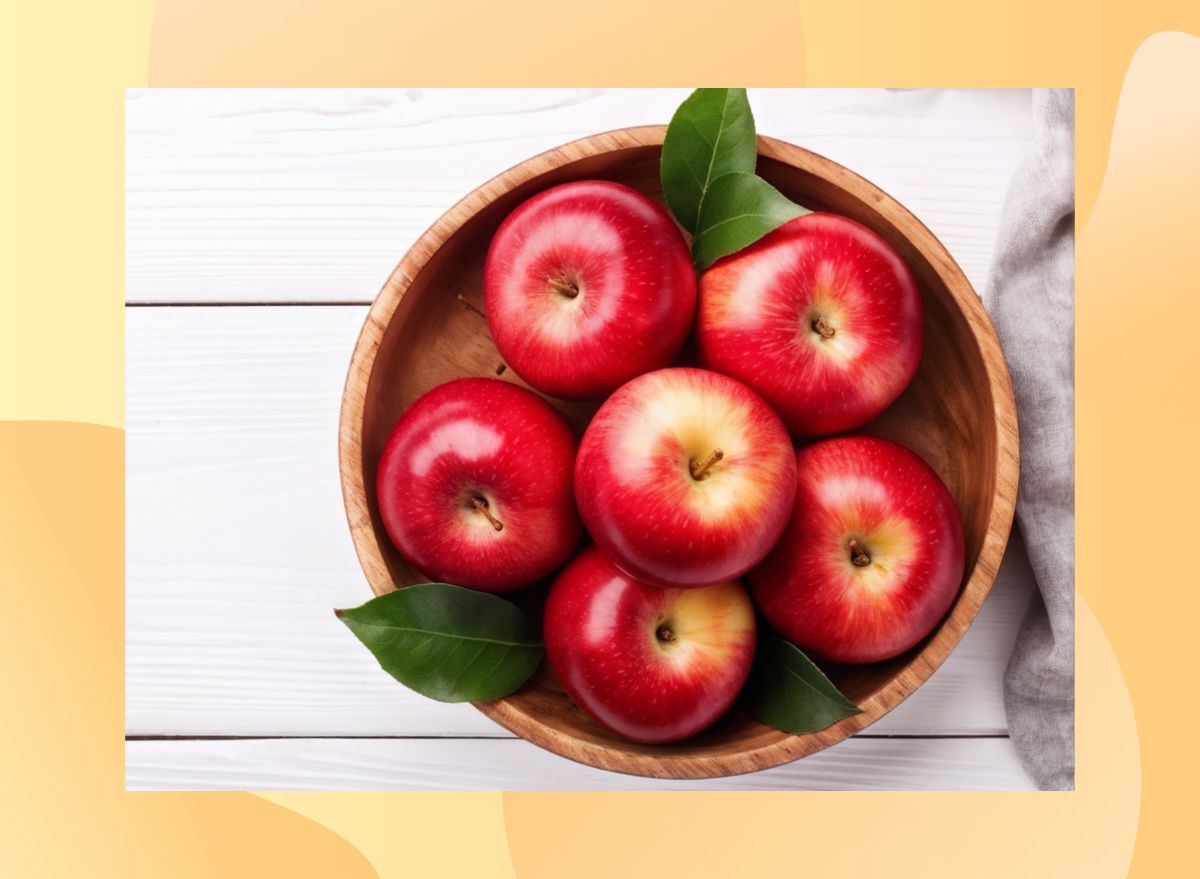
[[337, 124, 1020, 780]]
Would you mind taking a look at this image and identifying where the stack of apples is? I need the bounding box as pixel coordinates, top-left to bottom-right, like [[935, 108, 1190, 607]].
[[375, 179, 966, 745]]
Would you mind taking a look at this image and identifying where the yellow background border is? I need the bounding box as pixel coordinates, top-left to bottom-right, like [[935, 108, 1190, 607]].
[[4, 1, 1197, 875]]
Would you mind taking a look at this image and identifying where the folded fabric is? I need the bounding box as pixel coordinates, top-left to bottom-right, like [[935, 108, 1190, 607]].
[[985, 88, 1076, 791]]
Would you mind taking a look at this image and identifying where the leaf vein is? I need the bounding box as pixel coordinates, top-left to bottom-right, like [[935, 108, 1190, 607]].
[[349, 622, 539, 649]]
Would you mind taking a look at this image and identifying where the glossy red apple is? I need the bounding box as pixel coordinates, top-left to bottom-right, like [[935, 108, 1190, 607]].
[[376, 378, 582, 593], [696, 213, 923, 438], [747, 435, 965, 664], [543, 545, 756, 744], [483, 180, 696, 401], [575, 367, 796, 589]]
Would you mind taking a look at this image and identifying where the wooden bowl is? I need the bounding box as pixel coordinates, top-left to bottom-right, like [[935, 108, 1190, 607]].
[[338, 126, 1019, 780]]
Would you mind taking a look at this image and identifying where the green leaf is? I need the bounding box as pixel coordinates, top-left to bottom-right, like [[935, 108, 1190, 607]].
[[660, 88, 759, 235], [691, 172, 810, 271], [745, 631, 863, 735], [335, 583, 543, 703]]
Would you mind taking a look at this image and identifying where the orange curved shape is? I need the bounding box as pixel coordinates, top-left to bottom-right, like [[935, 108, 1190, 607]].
[[0, 422, 379, 878]]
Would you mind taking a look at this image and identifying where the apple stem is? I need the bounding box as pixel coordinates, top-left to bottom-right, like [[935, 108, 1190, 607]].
[[848, 538, 871, 567], [689, 448, 725, 480], [472, 497, 504, 532], [548, 276, 580, 299], [812, 315, 836, 339]]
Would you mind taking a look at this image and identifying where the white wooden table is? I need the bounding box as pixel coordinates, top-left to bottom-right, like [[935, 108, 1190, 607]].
[[125, 88, 1039, 790]]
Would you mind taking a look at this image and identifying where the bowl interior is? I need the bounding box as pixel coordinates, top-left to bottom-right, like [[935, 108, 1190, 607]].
[[340, 127, 1017, 779]]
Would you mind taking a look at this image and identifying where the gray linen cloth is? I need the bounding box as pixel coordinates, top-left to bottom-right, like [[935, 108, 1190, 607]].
[[984, 88, 1076, 791]]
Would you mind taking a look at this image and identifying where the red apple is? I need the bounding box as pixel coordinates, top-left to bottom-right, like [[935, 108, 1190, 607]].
[[696, 213, 923, 438], [747, 435, 965, 664], [483, 180, 696, 401], [575, 367, 796, 589], [376, 378, 582, 593], [543, 545, 756, 744]]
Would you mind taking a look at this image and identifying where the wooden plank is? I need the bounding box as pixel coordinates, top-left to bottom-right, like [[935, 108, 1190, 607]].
[[126, 306, 1037, 738], [125, 88, 1032, 304], [124, 736, 1035, 791]]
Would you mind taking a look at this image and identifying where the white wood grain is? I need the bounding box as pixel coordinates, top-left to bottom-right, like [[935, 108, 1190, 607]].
[[125, 736, 1035, 791], [125, 88, 1032, 304], [125, 89, 1039, 789], [126, 306, 1036, 739]]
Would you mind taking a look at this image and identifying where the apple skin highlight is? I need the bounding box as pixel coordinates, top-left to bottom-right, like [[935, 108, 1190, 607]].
[[543, 545, 757, 745], [484, 180, 696, 401], [376, 378, 582, 593], [697, 213, 923, 439], [574, 367, 797, 590], [748, 435, 965, 665]]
